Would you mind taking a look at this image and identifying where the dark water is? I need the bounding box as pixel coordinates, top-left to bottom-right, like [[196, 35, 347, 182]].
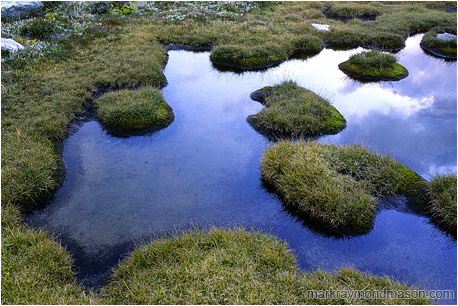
[[28, 35, 457, 303]]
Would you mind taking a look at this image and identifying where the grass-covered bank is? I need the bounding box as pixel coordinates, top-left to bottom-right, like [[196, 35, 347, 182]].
[[248, 81, 346, 138], [156, 1, 456, 68], [261, 141, 427, 235], [420, 27, 457, 59], [428, 174, 457, 237], [101, 227, 429, 305], [338, 50, 409, 81], [1, 1, 456, 304], [2, 8, 170, 303]]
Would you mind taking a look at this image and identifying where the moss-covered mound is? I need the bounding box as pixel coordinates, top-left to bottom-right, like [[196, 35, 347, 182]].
[[323, 2, 383, 22], [210, 44, 289, 69], [95, 87, 174, 136], [261, 141, 427, 235], [338, 50, 409, 81], [1, 203, 97, 304], [248, 81, 346, 138], [420, 28, 457, 59], [102, 227, 429, 304], [428, 173, 457, 237]]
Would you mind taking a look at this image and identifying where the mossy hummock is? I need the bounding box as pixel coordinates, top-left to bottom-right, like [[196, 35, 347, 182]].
[[338, 50, 409, 81], [95, 87, 174, 136], [102, 227, 430, 304], [210, 44, 289, 69], [428, 173, 457, 237], [261, 141, 427, 235], [420, 28, 457, 59], [248, 81, 346, 138]]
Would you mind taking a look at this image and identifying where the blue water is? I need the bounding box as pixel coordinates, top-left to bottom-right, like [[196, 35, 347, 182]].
[[28, 35, 457, 303]]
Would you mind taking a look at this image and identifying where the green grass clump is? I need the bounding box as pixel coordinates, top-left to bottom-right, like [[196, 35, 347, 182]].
[[210, 44, 289, 69], [95, 87, 174, 135], [428, 173, 457, 236], [420, 27, 457, 59], [339, 50, 409, 81], [19, 18, 58, 41], [324, 2, 384, 21], [101, 227, 429, 304], [1, 134, 61, 211], [1, 204, 98, 304], [248, 81, 346, 138], [290, 34, 325, 54], [261, 141, 426, 235]]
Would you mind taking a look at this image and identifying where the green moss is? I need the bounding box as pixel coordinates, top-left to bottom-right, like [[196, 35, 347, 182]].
[[248, 81, 346, 138], [210, 44, 288, 69], [261, 141, 427, 235], [324, 2, 384, 21], [428, 173, 457, 236], [290, 35, 325, 54], [1, 2, 455, 303], [339, 51, 409, 81], [1, 204, 97, 304], [102, 227, 429, 304], [95, 87, 174, 135], [420, 28, 457, 59], [1, 134, 61, 211], [19, 18, 58, 41]]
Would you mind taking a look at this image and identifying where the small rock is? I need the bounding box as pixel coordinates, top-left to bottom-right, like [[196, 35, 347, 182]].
[[250, 86, 273, 104], [311, 23, 330, 32], [1, 1, 43, 20], [436, 33, 457, 41], [1, 38, 24, 53]]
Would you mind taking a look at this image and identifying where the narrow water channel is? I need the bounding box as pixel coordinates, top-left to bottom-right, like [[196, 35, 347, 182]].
[[28, 35, 457, 303]]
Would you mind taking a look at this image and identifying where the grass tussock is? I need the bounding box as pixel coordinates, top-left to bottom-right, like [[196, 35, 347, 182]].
[[339, 50, 409, 81], [420, 27, 457, 58], [155, 1, 456, 58], [323, 2, 384, 21], [261, 141, 426, 235], [428, 173, 457, 236], [101, 227, 429, 305], [210, 43, 289, 69], [95, 87, 174, 135], [248, 81, 346, 138], [1, 203, 98, 304]]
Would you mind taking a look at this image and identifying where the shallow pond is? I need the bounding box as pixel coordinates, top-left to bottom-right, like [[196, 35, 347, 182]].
[[28, 35, 457, 303]]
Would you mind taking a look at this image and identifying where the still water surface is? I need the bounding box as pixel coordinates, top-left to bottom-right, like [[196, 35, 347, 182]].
[[28, 35, 456, 302]]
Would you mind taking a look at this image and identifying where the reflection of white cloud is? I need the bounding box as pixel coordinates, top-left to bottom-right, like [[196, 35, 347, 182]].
[[427, 165, 458, 179], [322, 106, 457, 179], [336, 86, 433, 118], [410, 69, 429, 85]]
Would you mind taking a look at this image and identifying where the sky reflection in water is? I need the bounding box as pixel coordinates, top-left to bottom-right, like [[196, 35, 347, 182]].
[[28, 35, 456, 303]]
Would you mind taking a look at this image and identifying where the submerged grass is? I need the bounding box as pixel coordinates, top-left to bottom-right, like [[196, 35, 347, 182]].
[[248, 81, 346, 138], [338, 50, 409, 81], [95, 87, 174, 135], [101, 227, 429, 305], [261, 141, 427, 235]]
